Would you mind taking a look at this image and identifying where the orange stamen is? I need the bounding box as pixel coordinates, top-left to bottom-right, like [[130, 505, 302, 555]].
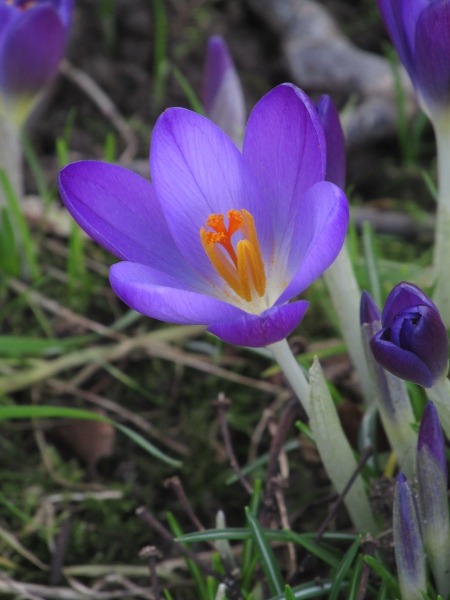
[[200, 209, 267, 302]]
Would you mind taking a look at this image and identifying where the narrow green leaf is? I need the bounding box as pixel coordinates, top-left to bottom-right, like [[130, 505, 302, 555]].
[[167, 512, 208, 600], [363, 555, 399, 596], [285, 585, 295, 600], [0, 405, 181, 467], [328, 536, 361, 600], [285, 532, 342, 569], [346, 554, 363, 600], [245, 507, 283, 596], [0, 334, 96, 358], [242, 480, 262, 592], [0, 167, 39, 279], [171, 65, 205, 114]]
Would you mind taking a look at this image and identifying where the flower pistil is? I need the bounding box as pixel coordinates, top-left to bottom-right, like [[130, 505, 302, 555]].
[[200, 208, 266, 303]]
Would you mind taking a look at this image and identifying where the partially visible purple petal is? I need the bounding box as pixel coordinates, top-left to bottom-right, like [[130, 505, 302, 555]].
[[360, 290, 381, 325], [418, 401, 447, 479], [316, 95, 346, 189], [382, 281, 437, 326], [393, 472, 426, 599], [202, 36, 245, 147], [0, 5, 66, 97], [243, 84, 326, 254], [0, 5, 17, 46], [275, 182, 349, 305], [407, 306, 449, 385], [415, 0, 450, 109], [58, 161, 209, 292], [150, 107, 270, 282], [110, 262, 245, 325], [207, 300, 309, 347], [370, 330, 433, 387]]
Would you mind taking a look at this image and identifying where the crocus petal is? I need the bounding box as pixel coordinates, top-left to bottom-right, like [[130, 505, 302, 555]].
[[243, 84, 325, 252], [360, 290, 382, 325], [407, 306, 449, 384], [207, 300, 309, 347], [275, 181, 349, 305], [316, 95, 346, 189], [418, 401, 447, 478], [58, 161, 210, 293], [393, 473, 427, 600], [370, 330, 433, 387], [382, 281, 438, 326], [0, 5, 66, 97], [415, 0, 450, 109], [150, 107, 270, 282], [203, 36, 246, 148], [0, 5, 17, 45], [110, 262, 245, 325]]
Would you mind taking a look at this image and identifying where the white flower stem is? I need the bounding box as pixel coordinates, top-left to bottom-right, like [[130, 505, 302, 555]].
[[432, 114, 450, 327], [324, 242, 376, 407], [267, 338, 310, 415], [426, 378, 450, 441], [309, 358, 378, 533], [0, 115, 22, 207]]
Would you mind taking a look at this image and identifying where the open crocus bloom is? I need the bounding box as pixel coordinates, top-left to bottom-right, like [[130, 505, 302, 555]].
[[0, 0, 73, 123], [58, 84, 349, 347], [376, 0, 450, 116]]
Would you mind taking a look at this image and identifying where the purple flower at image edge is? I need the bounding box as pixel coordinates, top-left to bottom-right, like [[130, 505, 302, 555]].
[[376, 0, 450, 114], [0, 0, 73, 107], [370, 282, 449, 387], [58, 84, 349, 348]]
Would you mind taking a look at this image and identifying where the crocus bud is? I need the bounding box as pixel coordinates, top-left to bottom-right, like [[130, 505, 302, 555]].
[[360, 291, 417, 477], [376, 0, 450, 118], [316, 95, 346, 189], [417, 401, 450, 599], [370, 282, 449, 388], [0, 0, 73, 124], [202, 36, 246, 148], [393, 473, 426, 600]]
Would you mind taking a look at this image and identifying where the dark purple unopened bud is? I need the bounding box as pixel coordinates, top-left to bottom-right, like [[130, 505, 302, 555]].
[[316, 95, 346, 190], [393, 473, 426, 600], [370, 282, 449, 388]]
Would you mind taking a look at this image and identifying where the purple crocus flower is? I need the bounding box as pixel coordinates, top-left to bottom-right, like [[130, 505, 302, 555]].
[[393, 473, 426, 600], [202, 36, 246, 149], [58, 84, 349, 348], [0, 0, 73, 120], [316, 95, 346, 189], [376, 0, 450, 115], [370, 282, 449, 387]]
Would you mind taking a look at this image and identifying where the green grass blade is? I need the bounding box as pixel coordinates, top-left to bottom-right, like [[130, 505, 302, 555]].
[[328, 536, 361, 600], [0, 167, 40, 280], [171, 65, 205, 114], [346, 554, 363, 600], [245, 507, 283, 596], [363, 555, 399, 596], [167, 512, 208, 600], [0, 405, 181, 467]]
